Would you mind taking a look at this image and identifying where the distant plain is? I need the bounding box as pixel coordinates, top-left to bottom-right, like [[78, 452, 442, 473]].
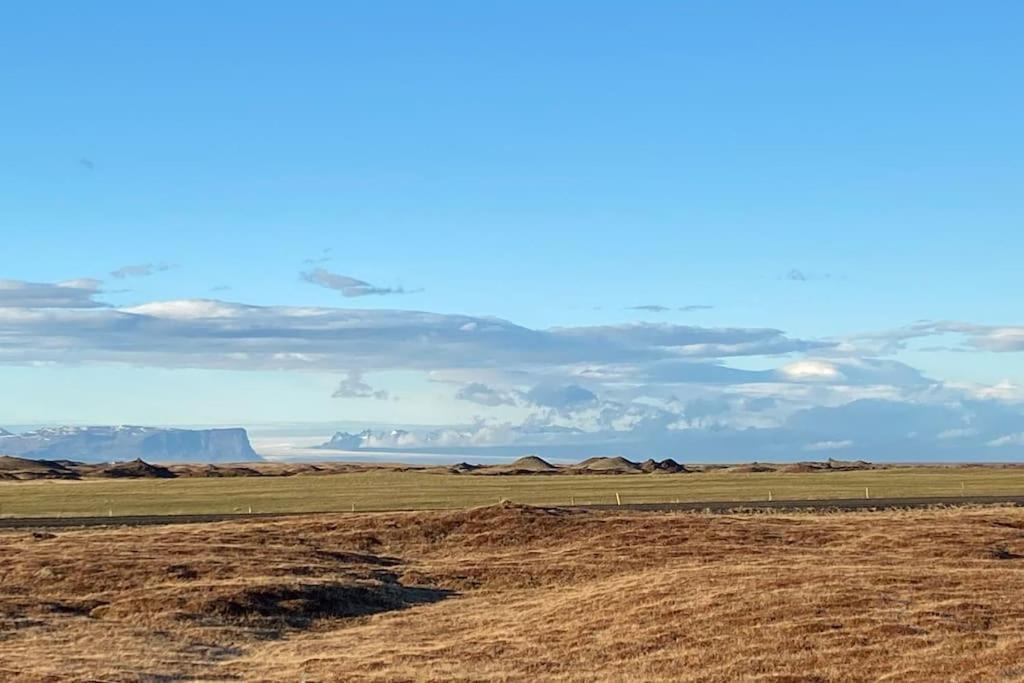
[[3, 465, 1024, 517]]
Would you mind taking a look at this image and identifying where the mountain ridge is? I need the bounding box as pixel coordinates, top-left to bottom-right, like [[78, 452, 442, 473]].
[[0, 426, 261, 463]]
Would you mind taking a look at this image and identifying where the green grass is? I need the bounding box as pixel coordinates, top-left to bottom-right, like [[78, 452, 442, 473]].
[[2, 467, 1024, 517]]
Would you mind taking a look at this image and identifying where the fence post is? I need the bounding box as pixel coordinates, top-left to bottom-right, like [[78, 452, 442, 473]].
[[768, 489, 773, 502], [865, 487, 870, 500], [615, 492, 622, 506]]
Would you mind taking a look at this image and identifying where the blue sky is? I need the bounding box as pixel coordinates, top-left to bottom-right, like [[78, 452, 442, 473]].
[[3, 2, 1024, 459]]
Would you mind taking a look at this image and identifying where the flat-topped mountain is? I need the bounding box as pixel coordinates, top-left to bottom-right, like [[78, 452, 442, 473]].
[[0, 426, 261, 463]]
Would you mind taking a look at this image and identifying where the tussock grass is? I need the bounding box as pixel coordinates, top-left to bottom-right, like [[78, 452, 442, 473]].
[[4, 505, 1024, 680]]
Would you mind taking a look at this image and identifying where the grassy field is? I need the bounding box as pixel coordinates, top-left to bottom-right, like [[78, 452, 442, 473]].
[[2, 466, 1024, 517], [5, 504, 1024, 681]]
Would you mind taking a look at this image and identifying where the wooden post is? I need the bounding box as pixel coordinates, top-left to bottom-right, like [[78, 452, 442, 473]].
[[769, 489, 773, 502], [615, 492, 622, 506], [248, 505, 252, 514], [571, 496, 575, 506], [351, 502, 355, 512], [865, 487, 870, 500]]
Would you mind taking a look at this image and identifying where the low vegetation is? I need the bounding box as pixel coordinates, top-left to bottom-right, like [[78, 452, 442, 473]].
[[4, 504, 1024, 681], [0, 453, 884, 481], [2, 459, 1024, 517]]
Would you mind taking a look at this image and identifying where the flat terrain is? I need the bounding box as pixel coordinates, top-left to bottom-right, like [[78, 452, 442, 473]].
[[4, 504, 1024, 681], [2, 466, 1024, 517]]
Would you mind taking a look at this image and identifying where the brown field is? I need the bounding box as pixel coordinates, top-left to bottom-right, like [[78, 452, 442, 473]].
[[4, 505, 1024, 681]]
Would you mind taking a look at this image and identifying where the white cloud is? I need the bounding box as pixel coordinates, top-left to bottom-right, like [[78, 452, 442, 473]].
[[987, 433, 1024, 447], [779, 359, 844, 381], [803, 440, 854, 451], [974, 380, 1022, 400], [0, 284, 825, 373], [332, 370, 390, 400], [5, 278, 1024, 460]]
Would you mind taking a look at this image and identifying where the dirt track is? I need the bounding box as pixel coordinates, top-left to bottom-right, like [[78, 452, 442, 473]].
[[2, 494, 1024, 528]]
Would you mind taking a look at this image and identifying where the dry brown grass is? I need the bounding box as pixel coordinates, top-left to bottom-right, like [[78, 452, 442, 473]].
[[4, 505, 1024, 681]]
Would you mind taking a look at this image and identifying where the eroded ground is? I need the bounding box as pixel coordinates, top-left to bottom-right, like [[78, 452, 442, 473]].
[[3, 504, 1024, 681]]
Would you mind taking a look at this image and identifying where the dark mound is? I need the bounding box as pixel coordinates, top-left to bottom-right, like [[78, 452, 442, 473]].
[[781, 462, 830, 473], [168, 464, 264, 478], [726, 462, 778, 473], [654, 458, 686, 473], [509, 455, 557, 471], [574, 456, 641, 474], [476, 455, 558, 475], [448, 462, 483, 474], [638, 458, 687, 473], [827, 458, 877, 471], [0, 455, 80, 480], [89, 458, 176, 479]]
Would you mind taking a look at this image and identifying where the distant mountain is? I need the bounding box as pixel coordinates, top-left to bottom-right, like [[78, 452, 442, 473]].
[[0, 426, 261, 463], [321, 430, 372, 450], [319, 429, 418, 450]]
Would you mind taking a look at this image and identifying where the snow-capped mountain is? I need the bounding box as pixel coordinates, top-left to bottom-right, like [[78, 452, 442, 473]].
[[0, 426, 261, 463], [320, 429, 417, 450]]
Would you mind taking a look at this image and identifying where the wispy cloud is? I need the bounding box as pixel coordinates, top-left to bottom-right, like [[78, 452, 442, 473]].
[[525, 384, 597, 409], [301, 268, 418, 297], [302, 248, 334, 266], [455, 382, 521, 407], [629, 305, 671, 313], [784, 269, 835, 283], [111, 263, 174, 279], [332, 370, 390, 400], [629, 304, 714, 313]]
